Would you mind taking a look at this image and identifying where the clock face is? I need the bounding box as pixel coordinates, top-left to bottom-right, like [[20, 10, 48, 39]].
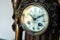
[[20, 3, 49, 35]]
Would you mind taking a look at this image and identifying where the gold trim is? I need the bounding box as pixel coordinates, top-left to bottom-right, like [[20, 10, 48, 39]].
[[12, 0, 19, 40]]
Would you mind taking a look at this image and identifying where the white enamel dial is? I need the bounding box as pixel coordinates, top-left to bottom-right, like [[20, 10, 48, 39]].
[[20, 3, 49, 35]]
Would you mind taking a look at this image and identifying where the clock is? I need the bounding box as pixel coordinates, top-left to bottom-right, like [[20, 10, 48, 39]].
[[12, 0, 59, 40], [19, 3, 49, 35]]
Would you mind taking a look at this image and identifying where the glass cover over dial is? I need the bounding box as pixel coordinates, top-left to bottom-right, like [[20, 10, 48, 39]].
[[20, 3, 49, 35]]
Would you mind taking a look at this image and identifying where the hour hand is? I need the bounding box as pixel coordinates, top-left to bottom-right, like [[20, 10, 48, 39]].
[[33, 18, 36, 21], [29, 14, 36, 21]]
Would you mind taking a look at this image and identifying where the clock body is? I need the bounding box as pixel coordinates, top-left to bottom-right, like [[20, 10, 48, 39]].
[[20, 3, 49, 35], [12, 0, 59, 40]]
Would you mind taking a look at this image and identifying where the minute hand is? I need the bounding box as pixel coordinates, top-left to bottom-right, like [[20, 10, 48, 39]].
[[36, 14, 44, 19]]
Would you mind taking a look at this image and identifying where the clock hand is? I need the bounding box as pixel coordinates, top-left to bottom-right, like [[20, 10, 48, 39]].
[[29, 14, 44, 21], [32, 17, 36, 21], [36, 14, 44, 19], [33, 14, 44, 21], [29, 14, 36, 21]]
